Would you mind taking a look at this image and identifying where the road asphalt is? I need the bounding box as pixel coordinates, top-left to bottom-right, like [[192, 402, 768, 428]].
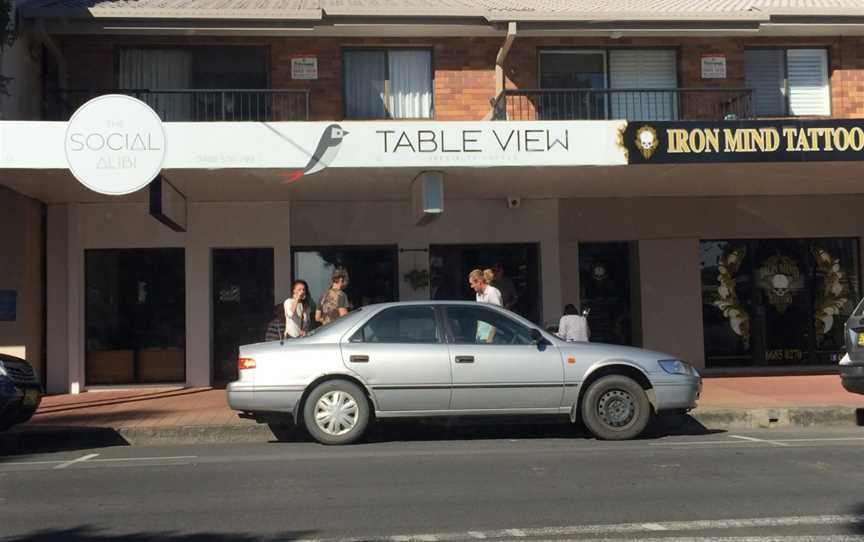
[[1, 426, 864, 541]]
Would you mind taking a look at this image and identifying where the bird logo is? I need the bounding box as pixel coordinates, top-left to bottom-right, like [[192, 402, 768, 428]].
[[281, 124, 349, 184]]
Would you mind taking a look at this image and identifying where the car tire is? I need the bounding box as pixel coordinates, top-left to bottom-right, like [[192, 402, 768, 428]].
[[303, 380, 370, 445], [581, 375, 652, 441]]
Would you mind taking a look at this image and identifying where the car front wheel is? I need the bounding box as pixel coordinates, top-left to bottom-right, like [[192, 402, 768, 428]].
[[303, 380, 370, 445], [581, 375, 652, 440]]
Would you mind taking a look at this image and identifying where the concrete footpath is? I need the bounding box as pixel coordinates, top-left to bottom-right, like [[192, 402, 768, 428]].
[[2, 375, 862, 451]]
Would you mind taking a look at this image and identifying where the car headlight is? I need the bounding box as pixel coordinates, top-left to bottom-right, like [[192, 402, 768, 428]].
[[658, 359, 695, 376]]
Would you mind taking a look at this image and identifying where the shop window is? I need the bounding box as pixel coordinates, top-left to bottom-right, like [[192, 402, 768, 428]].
[[292, 247, 399, 314], [85, 249, 186, 385], [701, 238, 860, 368], [578, 242, 637, 346], [745, 48, 830, 117], [212, 248, 274, 385], [343, 49, 433, 119]]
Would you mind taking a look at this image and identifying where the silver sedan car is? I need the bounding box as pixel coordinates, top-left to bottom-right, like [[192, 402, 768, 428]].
[[227, 301, 701, 445]]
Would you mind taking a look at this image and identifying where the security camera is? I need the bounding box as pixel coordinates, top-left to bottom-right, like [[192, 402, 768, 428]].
[[506, 196, 521, 209]]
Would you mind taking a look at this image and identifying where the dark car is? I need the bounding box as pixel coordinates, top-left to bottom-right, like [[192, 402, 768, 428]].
[[0, 354, 43, 431], [840, 298, 864, 395]]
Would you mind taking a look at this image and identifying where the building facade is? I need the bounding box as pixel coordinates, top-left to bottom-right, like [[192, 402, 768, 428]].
[[1, 1, 863, 393]]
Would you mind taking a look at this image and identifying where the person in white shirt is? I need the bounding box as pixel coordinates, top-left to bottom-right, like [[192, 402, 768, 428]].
[[468, 268, 503, 343], [557, 304, 590, 342], [283, 280, 310, 339], [469, 268, 503, 306]]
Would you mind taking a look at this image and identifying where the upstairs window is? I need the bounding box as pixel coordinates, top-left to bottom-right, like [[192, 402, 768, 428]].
[[117, 46, 268, 90], [539, 49, 678, 121], [116, 46, 269, 121], [343, 49, 433, 119], [745, 48, 830, 117]]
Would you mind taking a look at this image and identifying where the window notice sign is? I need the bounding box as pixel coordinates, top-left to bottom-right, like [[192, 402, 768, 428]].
[[291, 57, 318, 80], [701, 54, 727, 79]]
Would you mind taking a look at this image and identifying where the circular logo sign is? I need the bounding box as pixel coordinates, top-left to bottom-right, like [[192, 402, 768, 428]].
[[65, 94, 166, 196]]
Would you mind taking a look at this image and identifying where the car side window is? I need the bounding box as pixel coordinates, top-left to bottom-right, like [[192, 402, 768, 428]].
[[352, 306, 439, 344], [444, 306, 532, 345]]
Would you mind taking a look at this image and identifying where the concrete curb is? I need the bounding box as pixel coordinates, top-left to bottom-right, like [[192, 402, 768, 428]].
[[691, 405, 863, 429], [2, 406, 861, 453]]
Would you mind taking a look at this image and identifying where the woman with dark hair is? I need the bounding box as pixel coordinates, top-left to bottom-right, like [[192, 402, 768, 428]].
[[558, 303, 590, 342], [294, 279, 316, 333], [283, 280, 310, 338]]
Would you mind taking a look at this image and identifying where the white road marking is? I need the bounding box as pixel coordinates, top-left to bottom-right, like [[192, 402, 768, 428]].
[[1, 455, 197, 469], [89, 456, 197, 463], [649, 440, 751, 447], [526, 537, 864, 542], [293, 514, 864, 542], [53, 453, 99, 470], [729, 435, 790, 447], [775, 437, 864, 443]]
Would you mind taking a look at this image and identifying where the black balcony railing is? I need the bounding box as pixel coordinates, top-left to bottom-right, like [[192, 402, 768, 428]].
[[44, 89, 310, 121], [492, 88, 754, 122]]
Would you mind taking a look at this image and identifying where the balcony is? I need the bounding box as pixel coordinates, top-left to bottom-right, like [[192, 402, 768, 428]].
[[44, 89, 311, 122], [492, 88, 754, 122]]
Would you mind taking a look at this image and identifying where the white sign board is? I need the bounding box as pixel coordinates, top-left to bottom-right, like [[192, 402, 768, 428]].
[[291, 57, 318, 80], [0, 120, 629, 177], [64, 95, 166, 195], [701, 54, 727, 79]]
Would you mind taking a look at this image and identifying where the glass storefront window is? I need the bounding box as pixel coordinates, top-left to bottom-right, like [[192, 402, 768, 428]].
[[292, 247, 399, 312], [212, 248, 274, 385], [578, 242, 636, 346], [701, 238, 860, 367], [85, 249, 186, 385]]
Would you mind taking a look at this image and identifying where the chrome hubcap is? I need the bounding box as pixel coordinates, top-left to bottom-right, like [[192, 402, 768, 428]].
[[314, 390, 359, 436], [597, 389, 636, 428]]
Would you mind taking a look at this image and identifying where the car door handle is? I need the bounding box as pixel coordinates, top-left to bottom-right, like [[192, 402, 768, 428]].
[[455, 356, 474, 363], [349, 355, 369, 363]]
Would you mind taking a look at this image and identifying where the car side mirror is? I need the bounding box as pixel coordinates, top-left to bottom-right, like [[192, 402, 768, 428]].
[[530, 328, 545, 344]]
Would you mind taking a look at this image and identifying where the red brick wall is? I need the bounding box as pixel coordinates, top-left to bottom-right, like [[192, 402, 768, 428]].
[[51, 34, 864, 120], [55, 35, 499, 121]]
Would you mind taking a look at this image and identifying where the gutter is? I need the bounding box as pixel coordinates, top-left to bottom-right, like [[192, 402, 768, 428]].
[[495, 21, 516, 97]]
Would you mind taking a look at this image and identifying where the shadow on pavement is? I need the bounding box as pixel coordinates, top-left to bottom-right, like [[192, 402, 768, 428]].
[[0, 426, 130, 456], [269, 413, 724, 444], [35, 388, 214, 415], [643, 414, 727, 438], [3, 526, 317, 542]]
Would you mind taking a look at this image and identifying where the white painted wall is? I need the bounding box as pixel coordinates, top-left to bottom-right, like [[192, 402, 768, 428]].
[[0, 187, 42, 373]]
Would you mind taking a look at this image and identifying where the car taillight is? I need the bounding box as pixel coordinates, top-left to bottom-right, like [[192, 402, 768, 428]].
[[238, 357, 256, 370]]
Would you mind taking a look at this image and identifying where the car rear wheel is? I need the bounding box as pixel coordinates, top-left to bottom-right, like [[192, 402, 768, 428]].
[[303, 380, 370, 445], [581, 375, 652, 441]]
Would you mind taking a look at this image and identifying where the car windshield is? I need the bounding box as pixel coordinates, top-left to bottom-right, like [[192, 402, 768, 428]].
[[855, 298, 864, 317]]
